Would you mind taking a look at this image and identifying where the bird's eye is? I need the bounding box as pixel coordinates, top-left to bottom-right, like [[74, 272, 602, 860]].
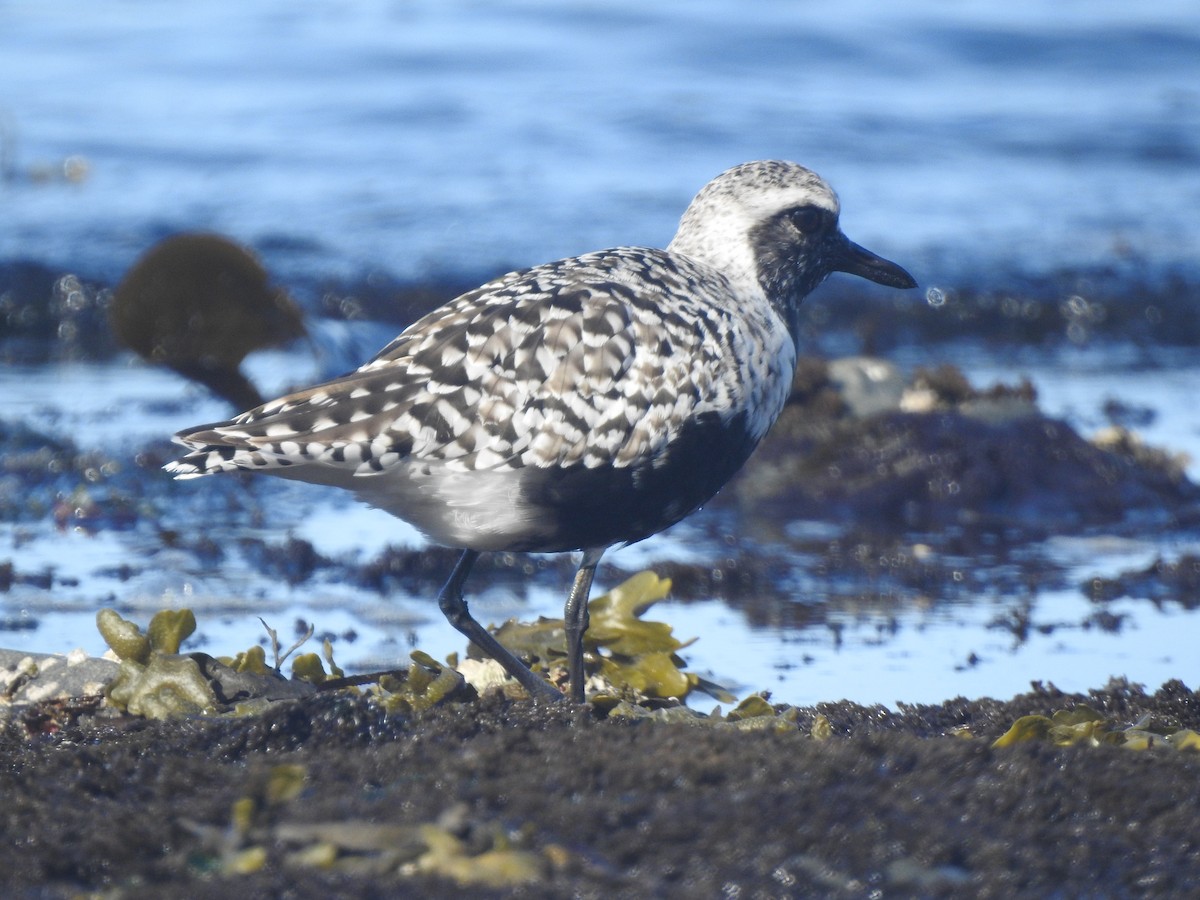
[[787, 206, 825, 235]]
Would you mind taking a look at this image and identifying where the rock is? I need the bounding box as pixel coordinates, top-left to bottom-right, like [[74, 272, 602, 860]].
[[0, 647, 117, 718]]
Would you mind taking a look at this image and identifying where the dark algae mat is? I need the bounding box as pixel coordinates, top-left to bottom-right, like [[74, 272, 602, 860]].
[[3, 676, 1199, 897]]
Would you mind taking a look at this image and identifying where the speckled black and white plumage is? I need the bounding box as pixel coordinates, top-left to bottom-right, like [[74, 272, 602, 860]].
[[167, 160, 916, 703]]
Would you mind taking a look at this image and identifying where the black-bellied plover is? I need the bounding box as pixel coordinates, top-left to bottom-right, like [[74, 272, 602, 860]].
[[166, 160, 916, 703]]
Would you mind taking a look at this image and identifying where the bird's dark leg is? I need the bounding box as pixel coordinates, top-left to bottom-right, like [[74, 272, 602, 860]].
[[563, 547, 605, 704], [437, 549, 564, 703]]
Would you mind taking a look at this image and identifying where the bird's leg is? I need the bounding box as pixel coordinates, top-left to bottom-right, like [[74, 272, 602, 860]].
[[563, 547, 605, 704], [436, 549, 564, 703]]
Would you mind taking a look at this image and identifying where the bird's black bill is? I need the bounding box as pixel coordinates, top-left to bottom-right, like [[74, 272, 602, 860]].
[[834, 236, 917, 289]]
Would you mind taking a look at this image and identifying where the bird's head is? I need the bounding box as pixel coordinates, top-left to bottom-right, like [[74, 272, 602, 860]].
[[668, 160, 916, 318]]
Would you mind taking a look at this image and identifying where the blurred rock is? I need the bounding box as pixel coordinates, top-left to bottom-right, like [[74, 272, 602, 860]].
[[726, 359, 1198, 538], [827, 357, 905, 418], [110, 233, 307, 410]]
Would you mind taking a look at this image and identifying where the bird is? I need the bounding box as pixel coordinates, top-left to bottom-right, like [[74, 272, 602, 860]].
[[165, 160, 916, 704]]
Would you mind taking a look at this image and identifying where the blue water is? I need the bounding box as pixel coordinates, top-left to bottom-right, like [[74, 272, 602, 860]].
[[3, 1, 1198, 287], [2, 1, 1199, 706]]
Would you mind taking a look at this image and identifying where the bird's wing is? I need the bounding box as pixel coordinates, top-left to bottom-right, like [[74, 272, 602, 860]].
[[167, 248, 745, 479]]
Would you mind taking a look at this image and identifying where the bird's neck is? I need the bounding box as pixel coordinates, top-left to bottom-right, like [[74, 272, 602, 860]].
[[668, 231, 767, 306]]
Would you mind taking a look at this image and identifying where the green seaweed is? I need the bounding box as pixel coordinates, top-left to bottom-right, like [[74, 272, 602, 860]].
[[413, 824, 545, 887], [810, 713, 834, 740], [992, 705, 1200, 753], [264, 762, 308, 805], [95, 609, 152, 664], [225, 645, 271, 675], [291, 653, 330, 685], [146, 608, 197, 654], [489, 571, 733, 703], [268, 818, 551, 884], [183, 762, 551, 886], [106, 654, 218, 718], [93, 571, 739, 719], [1166, 729, 1200, 751], [586, 571, 687, 657], [99, 608, 318, 718], [607, 693, 801, 732], [182, 763, 313, 875], [98, 607, 218, 718], [991, 714, 1054, 748], [726, 693, 777, 721], [372, 651, 468, 714], [597, 650, 691, 699], [96, 607, 196, 661], [322, 638, 345, 680], [289, 638, 346, 685]]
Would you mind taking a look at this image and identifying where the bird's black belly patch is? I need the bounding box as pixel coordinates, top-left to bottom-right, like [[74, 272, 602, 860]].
[[513, 410, 757, 551]]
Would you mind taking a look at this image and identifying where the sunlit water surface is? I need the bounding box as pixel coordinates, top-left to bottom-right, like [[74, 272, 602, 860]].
[[3, 344, 1197, 708]]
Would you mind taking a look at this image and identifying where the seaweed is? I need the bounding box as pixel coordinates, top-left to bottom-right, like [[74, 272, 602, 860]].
[[992, 704, 1200, 752]]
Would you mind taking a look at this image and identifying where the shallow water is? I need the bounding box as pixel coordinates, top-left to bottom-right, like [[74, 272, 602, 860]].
[[3, 1, 1198, 283], [3, 344, 1198, 707], [2, 1, 1199, 706]]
